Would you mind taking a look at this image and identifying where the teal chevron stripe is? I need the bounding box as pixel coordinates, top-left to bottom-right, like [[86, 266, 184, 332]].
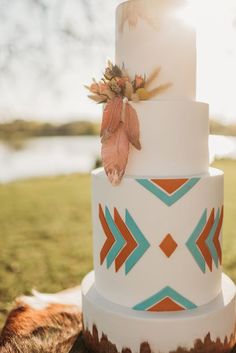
[[105, 207, 126, 269], [133, 286, 197, 311], [125, 210, 150, 274], [186, 209, 207, 273], [136, 178, 200, 206], [206, 208, 220, 268]]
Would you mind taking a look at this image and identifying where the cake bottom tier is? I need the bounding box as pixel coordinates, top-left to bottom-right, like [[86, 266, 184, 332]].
[[82, 271, 236, 353]]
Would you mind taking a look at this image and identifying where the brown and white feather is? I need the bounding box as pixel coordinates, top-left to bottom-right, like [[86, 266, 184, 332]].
[[124, 103, 141, 151], [102, 122, 129, 186], [100, 97, 123, 141]]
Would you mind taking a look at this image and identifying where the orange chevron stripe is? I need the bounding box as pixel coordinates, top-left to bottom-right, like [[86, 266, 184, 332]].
[[196, 209, 215, 271], [114, 208, 137, 272], [213, 206, 224, 265], [99, 204, 115, 265], [151, 179, 189, 195], [148, 297, 185, 312]]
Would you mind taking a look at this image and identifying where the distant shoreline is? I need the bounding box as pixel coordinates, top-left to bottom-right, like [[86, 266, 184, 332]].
[[0, 119, 236, 141], [210, 120, 236, 137], [0, 120, 100, 142]]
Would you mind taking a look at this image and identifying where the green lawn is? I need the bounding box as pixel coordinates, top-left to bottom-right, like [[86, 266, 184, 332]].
[[0, 160, 235, 327], [0, 174, 93, 326]]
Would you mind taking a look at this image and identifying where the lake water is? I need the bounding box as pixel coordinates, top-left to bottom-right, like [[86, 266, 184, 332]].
[[0, 135, 236, 183]]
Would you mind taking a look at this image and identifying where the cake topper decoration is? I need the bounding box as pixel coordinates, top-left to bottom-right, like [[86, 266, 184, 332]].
[[86, 61, 172, 186]]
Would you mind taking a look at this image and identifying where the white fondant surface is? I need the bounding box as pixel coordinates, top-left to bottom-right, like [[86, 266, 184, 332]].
[[116, 0, 196, 99], [82, 271, 236, 353], [92, 168, 223, 308], [123, 101, 209, 177]]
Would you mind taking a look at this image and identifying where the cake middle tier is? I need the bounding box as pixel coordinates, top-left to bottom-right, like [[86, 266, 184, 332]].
[[123, 101, 209, 177], [92, 168, 224, 310]]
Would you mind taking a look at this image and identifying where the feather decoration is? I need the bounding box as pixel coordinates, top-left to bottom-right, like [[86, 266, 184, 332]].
[[86, 62, 173, 185], [102, 122, 129, 186], [100, 96, 123, 142], [124, 103, 141, 150]]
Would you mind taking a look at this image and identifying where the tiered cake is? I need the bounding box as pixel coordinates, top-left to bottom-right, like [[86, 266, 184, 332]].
[[82, 0, 236, 352]]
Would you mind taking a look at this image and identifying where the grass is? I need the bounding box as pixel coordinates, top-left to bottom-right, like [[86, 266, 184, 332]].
[[216, 160, 236, 281], [0, 160, 235, 327], [0, 174, 93, 326]]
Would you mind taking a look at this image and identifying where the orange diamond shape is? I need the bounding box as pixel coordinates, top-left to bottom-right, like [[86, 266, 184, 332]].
[[159, 234, 178, 258]]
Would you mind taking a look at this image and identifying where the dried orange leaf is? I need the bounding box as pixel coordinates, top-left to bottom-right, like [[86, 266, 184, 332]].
[[124, 103, 141, 150], [134, 75, 145, 90], [102, 122, 129, 186], [101, 97, 123, 141]]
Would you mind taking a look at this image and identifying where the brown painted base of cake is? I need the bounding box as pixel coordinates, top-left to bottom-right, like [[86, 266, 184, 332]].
[[82, 324, 236, 353]]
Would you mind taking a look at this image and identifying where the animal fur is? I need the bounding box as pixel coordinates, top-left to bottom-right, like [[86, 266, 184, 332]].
[[0, 288, 85, 353], [1, 289, 235, 353]]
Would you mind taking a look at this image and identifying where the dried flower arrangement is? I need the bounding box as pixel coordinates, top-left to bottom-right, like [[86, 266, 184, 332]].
[[86, 61, 171, 186]]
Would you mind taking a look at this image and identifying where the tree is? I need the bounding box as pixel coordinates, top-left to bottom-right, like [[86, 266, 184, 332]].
[[0, 0, 120, 120]]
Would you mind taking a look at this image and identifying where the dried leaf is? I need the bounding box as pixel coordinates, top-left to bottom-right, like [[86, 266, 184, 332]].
[[148, 82, 173, 98], [100, 97, 123, 141], [131, 93, 140, 102], [107, 59, 113, 69], [124, 81, 134, 100], [134, 75, 145, 90], [102, 89, 116, 100], [112, 64, 123, 78], [88, 94, 107, 104], [124, 103, 141, 150], [109, 79, 122, 94], [145, 68, 161, 89], [104, 62, 122, 80], [102, 122, 129, 186]]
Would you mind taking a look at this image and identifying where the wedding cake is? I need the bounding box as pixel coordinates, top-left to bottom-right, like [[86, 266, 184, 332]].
[[81, 0, 236, 352]]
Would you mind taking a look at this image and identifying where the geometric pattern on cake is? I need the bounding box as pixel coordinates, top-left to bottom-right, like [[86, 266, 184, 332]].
[[93, 169, 224, 309], [136, 178, 200, 206], [159, 234, 178, 258], [99, 204, 150, 275], [133, 286, 197, 312], [186, 207, 224, 273]]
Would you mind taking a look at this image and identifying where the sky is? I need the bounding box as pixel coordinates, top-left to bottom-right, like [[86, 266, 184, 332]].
[[0, 0, 235, 123]]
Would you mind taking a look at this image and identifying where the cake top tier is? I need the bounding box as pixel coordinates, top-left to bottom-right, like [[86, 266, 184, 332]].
[[116, 0, 196, 100]]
